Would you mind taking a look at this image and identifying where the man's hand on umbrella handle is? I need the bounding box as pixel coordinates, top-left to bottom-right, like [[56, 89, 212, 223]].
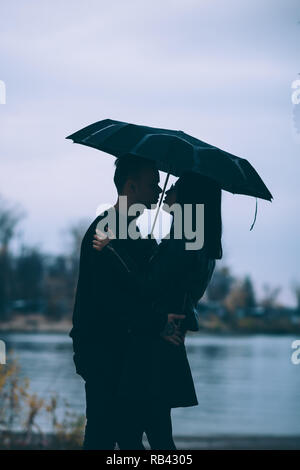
[[160, 313, 186, 346], [92, 228, 115, 251]]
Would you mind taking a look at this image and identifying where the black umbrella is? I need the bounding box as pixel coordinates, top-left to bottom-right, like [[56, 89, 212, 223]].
[[66, 118, 273, 231]]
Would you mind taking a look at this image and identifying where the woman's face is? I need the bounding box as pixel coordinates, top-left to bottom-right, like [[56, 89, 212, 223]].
[[162, 184, 177, 208]]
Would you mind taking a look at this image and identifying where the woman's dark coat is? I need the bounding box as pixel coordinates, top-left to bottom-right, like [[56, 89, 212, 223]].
[[117, 233, 216, 408]]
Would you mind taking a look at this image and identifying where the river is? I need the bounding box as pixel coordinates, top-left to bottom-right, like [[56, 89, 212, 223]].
[[1, 332, 300, 437]]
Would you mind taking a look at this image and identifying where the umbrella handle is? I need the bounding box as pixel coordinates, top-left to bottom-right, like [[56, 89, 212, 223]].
[[150, 172, 170, 236], [250, 197, 258, 231]]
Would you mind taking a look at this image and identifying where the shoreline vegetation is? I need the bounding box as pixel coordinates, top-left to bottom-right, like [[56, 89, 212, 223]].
[[0, 311, 300, 335]]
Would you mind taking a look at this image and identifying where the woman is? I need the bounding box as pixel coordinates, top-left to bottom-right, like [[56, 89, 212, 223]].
[[93, 171, 223, 449]]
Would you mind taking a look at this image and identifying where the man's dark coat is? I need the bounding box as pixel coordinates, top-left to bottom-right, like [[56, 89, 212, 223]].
[[69, 207, 166, 396]]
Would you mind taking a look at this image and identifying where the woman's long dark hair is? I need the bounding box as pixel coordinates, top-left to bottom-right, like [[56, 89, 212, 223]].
[[172, 172, 223, 260]]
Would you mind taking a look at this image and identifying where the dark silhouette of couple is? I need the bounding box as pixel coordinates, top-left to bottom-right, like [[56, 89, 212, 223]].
[[69, 154, 223, 450]]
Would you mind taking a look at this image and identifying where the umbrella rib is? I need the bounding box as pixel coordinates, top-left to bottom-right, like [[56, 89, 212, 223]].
[[233, 158, 247, 181], [81, 124, 117, 142], [130, 133, 153, 153]]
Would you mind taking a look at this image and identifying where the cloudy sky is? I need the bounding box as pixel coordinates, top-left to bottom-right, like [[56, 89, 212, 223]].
[[0, 0, 299, 306]]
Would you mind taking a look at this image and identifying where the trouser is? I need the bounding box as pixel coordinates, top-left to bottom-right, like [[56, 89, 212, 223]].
[[83, 381, 145, 450], [83, 380, 118, 450], [117, 398, 177, 450], [82, 381, 176, 450], [143, 400, 177, 450]]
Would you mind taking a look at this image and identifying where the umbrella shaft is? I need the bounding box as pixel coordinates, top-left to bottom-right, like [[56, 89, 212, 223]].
[[150, 172, 170, 236]]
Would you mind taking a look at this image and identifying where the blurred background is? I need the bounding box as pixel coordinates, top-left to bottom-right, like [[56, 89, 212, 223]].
[[0, 0, 300, 450]]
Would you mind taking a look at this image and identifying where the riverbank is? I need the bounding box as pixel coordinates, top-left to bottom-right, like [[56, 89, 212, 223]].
[[1, 313, 300, 335], [1, 432, 300, 450], [0, 314, 72, 333], [172, 435, 300, 450]]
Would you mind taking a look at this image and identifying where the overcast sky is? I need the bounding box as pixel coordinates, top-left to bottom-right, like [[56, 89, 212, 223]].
[[0, 0, 299, 306]]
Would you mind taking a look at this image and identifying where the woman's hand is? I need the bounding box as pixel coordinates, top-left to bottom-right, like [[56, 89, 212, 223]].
[[92, 228, 115, 251], [160, 313, 186, 346]]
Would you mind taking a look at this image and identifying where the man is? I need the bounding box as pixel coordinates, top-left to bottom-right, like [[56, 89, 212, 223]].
[[69, 154, 185, 450]]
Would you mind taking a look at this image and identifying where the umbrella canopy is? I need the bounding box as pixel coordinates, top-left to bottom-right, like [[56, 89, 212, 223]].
[[66, 118, 273, 202]]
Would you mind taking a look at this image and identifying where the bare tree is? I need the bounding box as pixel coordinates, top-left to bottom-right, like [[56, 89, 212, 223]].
[[0, 194, 25, 251], [242, 275, 257, 309], [291, 280, 300, 314], [14, 246, 44, 303], [47, 218, 90, 318], [63, 218, 89, 281], [261, 283, 281, 309], [206, 265, 235, 302], [0, 195, 25, 319]]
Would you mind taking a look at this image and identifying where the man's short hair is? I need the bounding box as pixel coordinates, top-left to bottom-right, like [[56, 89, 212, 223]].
[[113, 153, 157, 194]]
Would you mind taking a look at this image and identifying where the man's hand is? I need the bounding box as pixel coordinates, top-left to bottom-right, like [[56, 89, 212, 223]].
[[160, 313, 186, 346], [92, 228, 115, 251]]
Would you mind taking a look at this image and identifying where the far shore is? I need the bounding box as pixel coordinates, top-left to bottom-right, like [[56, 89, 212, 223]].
[[0, 313, 73, 333], [0, 313, 299, 335]]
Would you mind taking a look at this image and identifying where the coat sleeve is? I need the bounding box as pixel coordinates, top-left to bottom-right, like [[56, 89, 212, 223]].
[[69, 234, 119, 380]]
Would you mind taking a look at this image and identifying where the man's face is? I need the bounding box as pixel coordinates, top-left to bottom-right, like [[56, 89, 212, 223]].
[[132, 166, 162, 209]]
